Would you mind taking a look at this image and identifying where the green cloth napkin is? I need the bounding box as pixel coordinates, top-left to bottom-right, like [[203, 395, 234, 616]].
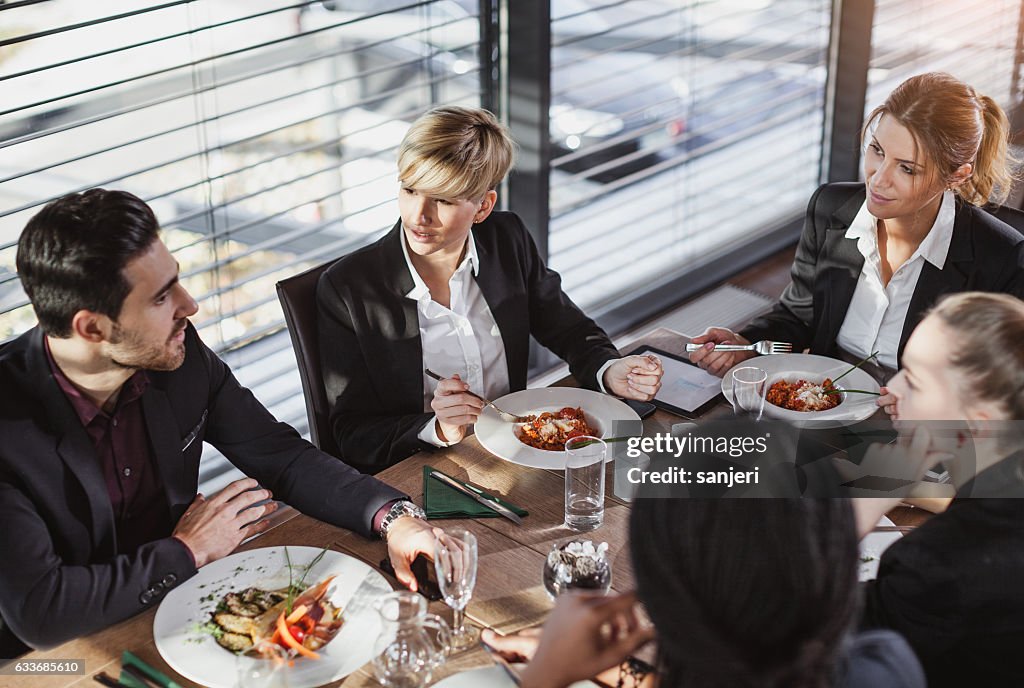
[[119, 651, 183, 688], [423, 466, 528, 520]]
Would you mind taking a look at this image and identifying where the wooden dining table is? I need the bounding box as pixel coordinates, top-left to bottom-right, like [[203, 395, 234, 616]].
[[6, 327, 927, 688]]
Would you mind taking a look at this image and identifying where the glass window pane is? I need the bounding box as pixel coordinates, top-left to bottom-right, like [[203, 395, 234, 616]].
[[547, 0, 831, 311]]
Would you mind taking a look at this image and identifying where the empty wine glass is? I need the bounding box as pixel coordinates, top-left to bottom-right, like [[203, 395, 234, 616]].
[[433, 528, 478, 650], [732, 366, 767, 419]]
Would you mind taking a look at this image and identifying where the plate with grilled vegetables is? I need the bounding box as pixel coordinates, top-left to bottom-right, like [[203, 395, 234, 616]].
[[154, 546, 392, 688]]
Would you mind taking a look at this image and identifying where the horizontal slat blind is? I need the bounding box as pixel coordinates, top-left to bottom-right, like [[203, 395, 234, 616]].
[[0, 0, 483, 492], [867, 0, 1022, 119], [546, 0, 831, 311]]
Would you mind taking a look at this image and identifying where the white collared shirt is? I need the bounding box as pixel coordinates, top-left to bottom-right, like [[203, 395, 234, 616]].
[[836, 191, 955, 370], [400, 230, 511, 447]]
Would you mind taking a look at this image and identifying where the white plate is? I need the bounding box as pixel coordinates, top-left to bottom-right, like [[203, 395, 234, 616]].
[[433, 666, 598, 688], [474, 388, 641, 469], [722, 354, 881, 427], [859, 516, 902, 580], [154, 546, 392, 688]]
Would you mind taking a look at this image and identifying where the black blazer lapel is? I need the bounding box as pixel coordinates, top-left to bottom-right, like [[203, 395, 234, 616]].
[[26, 329, 116, 554], [817, 192, 867, 353], [898, 203, 974, 360], [141, 387, 192, 522], [379, 223, 427, 411], [472, 233, 529, 389]]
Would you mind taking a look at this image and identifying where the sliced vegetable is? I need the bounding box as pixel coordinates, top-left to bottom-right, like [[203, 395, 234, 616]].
[[285, 604, 308, 624], [287, 625, 306, 643], [275, 612, 320, 660]]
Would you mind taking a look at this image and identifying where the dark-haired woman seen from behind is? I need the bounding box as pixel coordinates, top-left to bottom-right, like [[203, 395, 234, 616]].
[[691, 72, 1024, 384], [484, 499, 924, 688]]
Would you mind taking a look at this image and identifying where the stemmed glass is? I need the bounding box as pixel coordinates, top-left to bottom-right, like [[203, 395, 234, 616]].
[[433, 528, 478, 650]]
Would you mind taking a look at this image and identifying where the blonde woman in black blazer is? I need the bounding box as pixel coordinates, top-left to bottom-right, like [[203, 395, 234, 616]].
[[317, 107, 663, 473]]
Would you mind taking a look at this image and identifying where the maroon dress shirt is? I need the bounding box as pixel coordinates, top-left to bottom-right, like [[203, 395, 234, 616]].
[[45, 342, 173, 555]]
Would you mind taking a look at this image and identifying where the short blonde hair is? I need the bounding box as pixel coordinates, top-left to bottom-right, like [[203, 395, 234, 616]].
[[397, 106, 514, 201]]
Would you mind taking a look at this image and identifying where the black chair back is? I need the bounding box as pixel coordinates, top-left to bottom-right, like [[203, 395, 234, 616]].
[[276, 260, 340, 458], [985, 203, 1024, 234]]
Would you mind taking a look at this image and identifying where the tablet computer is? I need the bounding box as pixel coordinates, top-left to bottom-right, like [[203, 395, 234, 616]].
[[625, 345, 723, 417]]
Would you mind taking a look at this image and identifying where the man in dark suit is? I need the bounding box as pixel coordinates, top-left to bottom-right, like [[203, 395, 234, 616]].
[[0, 189, 438, 658]]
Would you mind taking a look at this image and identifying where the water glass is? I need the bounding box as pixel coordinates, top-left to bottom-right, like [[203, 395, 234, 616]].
[[564, 436, 606, 532], [433, 528, 478, 650], [731, 366, 767, 419]]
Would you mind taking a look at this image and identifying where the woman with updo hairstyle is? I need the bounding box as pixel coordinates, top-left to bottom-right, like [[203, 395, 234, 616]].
[[855, 291, 1024, 688], [483, 499, 924, 688], [690, 72, 1024, 382]]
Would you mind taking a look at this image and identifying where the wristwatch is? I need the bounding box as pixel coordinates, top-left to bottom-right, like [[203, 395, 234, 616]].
[[379, 500, 427, 540]]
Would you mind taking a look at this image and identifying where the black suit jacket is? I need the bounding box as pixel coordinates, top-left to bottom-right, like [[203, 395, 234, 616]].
[[0, 325, 403, 656], [861, 455, 1024, 688], [317, 211, 620, 473], [742, 182, 1024, 364]]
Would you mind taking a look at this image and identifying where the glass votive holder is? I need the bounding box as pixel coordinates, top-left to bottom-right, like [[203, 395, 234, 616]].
[[542, 540, 612, 599]]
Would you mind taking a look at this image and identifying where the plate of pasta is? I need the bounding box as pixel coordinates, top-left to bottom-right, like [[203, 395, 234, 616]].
[[722, 354, 881, 427], [474, 388, 642, 468]]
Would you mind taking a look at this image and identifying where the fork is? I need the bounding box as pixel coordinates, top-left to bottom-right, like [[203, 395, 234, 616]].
[[424, 369, 533, 423], [685, 340, 793, 355]]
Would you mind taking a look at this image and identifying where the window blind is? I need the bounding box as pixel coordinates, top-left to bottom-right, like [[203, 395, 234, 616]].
[[867, 0, 1023, 117], [0, 0, 484, 492], [546, 0, 831, 313]]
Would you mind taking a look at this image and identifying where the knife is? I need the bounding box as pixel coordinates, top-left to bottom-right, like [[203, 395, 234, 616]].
[[429, 471, 524, 526]]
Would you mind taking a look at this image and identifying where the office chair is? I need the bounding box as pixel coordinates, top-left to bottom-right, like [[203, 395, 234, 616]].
[[276, 260, 340, 458], [985, 202, 1024, 233]]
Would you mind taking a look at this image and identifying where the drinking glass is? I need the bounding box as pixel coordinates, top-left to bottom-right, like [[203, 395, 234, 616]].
[[236, 644, 290, 688], [433, 528, 478, 650], [731, 366, 767, 419], [564, 436, 606, 532]]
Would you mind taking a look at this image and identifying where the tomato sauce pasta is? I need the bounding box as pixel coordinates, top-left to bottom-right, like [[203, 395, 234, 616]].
[[517, 406, 597, 451], [765, 378, 840, 412]]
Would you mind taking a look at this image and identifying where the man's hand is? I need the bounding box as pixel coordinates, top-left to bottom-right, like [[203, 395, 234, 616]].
[[431, 373, 485, 444], [172, 478, 277, 568], [687, 327, 755, 377], [386, 516, 443, 593], [514, 592, 654, 688], [602, 355, 663, 401]]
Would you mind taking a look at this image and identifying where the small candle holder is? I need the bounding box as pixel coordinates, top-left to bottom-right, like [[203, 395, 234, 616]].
[[542, 540, 612, 599]]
